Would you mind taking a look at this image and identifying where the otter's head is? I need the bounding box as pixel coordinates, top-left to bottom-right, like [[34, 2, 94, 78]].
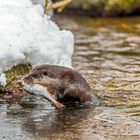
[[21, 70, 42, 85], [20, 67, 51, 85]]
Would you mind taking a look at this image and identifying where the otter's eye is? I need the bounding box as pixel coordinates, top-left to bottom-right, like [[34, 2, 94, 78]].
[[32, 74, 38, 78], [43, 72, 47, 76]]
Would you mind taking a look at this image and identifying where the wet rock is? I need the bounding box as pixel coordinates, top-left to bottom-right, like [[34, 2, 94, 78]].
[[8, 103, 23, 110], [0, 64, 31, 97]]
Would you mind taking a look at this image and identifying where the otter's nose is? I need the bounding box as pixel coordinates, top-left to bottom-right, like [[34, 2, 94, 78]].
[[17, 80, 25, 86]]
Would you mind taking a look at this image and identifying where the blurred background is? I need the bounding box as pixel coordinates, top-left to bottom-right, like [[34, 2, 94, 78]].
[[39, 0, 140, 17]]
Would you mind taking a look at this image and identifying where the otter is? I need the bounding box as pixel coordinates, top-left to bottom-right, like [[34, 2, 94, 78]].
[[20, 65, 99, 108]]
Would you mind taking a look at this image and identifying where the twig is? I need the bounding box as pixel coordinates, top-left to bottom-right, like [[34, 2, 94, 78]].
[[46, 0, 72, 12]]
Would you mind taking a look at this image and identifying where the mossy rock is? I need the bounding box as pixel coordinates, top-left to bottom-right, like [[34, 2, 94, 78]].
[[0, 64, 31, 94]]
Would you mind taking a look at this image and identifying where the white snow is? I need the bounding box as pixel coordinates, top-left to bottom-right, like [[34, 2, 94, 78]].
[[0, 74, 6, 86], [32, 0, 46, 6], [0, 0, 74, 86]]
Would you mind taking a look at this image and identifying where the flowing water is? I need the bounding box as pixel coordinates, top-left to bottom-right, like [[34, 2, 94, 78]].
[[0, 15, 140, 140]]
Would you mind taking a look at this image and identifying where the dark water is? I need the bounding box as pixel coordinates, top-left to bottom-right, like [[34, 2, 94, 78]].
[[0, 15, 140, 140]]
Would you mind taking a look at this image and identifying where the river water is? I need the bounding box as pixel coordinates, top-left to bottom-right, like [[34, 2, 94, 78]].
[[0, 15, 140, 140]]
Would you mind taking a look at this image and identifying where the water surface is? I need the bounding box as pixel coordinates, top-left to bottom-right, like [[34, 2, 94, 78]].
[[0, 15, 140, 140]]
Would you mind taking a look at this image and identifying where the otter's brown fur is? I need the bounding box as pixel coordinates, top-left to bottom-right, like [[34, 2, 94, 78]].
[[22, 65, 99, 106]]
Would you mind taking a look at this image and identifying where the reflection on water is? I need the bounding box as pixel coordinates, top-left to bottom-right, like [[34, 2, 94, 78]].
[[1, 15, 140, 139], [0, 101, 97, 140]]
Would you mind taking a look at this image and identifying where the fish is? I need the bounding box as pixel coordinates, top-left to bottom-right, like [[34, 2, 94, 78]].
[[22, 82, 64, 108]]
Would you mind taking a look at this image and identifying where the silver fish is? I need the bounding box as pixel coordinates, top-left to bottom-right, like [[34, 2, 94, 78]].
[[22, 82, 64, 108]]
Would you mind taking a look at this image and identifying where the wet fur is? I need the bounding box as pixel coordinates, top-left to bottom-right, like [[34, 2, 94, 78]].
[[22, 65, 99, 106]]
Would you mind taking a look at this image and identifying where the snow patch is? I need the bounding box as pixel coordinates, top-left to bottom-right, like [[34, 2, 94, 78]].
[[0, 74, 6, 87], [0, 0, 74, 86]]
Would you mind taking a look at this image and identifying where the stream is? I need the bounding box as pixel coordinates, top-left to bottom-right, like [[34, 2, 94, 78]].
[[0, 15, 140, 140]]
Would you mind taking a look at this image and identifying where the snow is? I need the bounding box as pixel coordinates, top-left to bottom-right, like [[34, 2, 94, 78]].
[[32, 0, 45, 6], [0, 0, 74, 86], [0, 74, 6, 86]]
